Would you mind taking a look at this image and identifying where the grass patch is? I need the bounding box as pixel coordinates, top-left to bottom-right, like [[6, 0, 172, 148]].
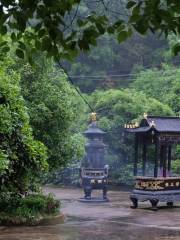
[[0, 193, 60, 225]]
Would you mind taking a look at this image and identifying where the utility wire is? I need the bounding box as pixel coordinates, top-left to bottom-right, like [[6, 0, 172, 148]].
[[57, 61, 94, 113], [57, 59, 180, 112], [68, 59, 180, 77], [69, 78, 135, 82], [69, 70, 180, 79]]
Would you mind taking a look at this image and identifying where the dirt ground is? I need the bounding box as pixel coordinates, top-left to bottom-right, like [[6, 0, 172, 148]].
[[0, 186, 180, 240]]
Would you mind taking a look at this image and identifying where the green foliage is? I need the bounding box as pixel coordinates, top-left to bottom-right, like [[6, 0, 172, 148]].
[[129, 1, 180, 35], [0, 193, 60, 225], [47, 164, 81, 186], [0, 150, 9, 173], [0, 0, 179, 63], [0, 43, 86, 194], [19, 193, 59, 215], [0, 58, 48, 194], [18, 55, 85, 170], [0, 46, 86, 216], [172, 160, 180, 175], [107, 153, 134, 186], [90, 88, 174, 125], [131, 64, 180, 113], [87, 88, 174, 185], [67, 33, 167, 92], [110, 163, 134, 186], [0, 1, 111, 62], [0, 193, 21, 215]]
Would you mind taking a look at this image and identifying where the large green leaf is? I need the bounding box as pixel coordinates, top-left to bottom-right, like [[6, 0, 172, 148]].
[[15, 49, 24, 59]]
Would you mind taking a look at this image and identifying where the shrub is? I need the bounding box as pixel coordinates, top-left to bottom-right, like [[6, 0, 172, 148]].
[[0, 193, 60, 225], [0, 193, 21, 213], [172, 159, 180, 175]]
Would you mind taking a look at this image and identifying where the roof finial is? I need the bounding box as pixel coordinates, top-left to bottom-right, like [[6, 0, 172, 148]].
[[150, 120, 156, 128], [135, 122, 139, 128], [91, 112, 97, 122], [143, 112, 148, 119]]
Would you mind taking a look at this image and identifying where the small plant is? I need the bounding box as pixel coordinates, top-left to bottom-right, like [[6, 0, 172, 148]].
[[0, 192, 21, 213], [172, 159, 180, 175], [45, 193, 60, 214], [0, 193, 60, 225]]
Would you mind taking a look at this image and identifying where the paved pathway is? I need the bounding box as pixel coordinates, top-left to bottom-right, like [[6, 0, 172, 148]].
[[0, 187, 180, 240]]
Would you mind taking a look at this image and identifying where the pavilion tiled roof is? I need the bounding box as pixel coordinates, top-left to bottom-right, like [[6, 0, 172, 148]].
[[147, 116, 180, 132], [127, 116, 180, 133]]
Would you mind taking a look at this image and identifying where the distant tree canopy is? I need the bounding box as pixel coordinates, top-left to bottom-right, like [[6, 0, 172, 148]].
[[0, 0, 180, 62], [66, 33, 168, 92], [89, 88, 174, 156], [131, 64, 180, 113]]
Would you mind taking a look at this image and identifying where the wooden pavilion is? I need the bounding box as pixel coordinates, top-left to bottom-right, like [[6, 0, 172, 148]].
[[125, 114, 180, 210]]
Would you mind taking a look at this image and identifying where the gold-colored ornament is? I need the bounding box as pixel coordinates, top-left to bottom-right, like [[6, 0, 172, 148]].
[[91, 112, 97, 122], [135, 122, 139, 128], [176, 182, 180, 187], [143, 112, 148, 119], [135, 180, 164, 190]]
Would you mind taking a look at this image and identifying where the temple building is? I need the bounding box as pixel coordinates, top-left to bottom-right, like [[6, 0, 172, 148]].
[[125, 114, 180, 210]]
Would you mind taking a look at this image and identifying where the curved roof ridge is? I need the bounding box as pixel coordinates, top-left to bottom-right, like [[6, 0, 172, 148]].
[[126, 115, 180, 133]]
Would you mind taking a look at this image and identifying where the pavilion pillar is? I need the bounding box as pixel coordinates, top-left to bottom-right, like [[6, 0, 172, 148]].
[[167, 145, 172, 175], [160, 145, 164, 170], [154, 140, 159, 178], [134, 134, 138, 176], [142, 142, 147, 176], [163, 146, 167, 178]]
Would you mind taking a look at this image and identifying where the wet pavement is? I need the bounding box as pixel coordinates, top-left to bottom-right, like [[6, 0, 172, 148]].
[[0, 187, 180, 240]]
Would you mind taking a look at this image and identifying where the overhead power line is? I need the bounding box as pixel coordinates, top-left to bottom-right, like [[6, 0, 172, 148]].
[[70, 70, 179, 80], [69, 78, 135, 82], [69, 69, 180, 79], [57, 62, 94, 112], [57, 59, 180, 113], [68, 59, 180, 78]]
